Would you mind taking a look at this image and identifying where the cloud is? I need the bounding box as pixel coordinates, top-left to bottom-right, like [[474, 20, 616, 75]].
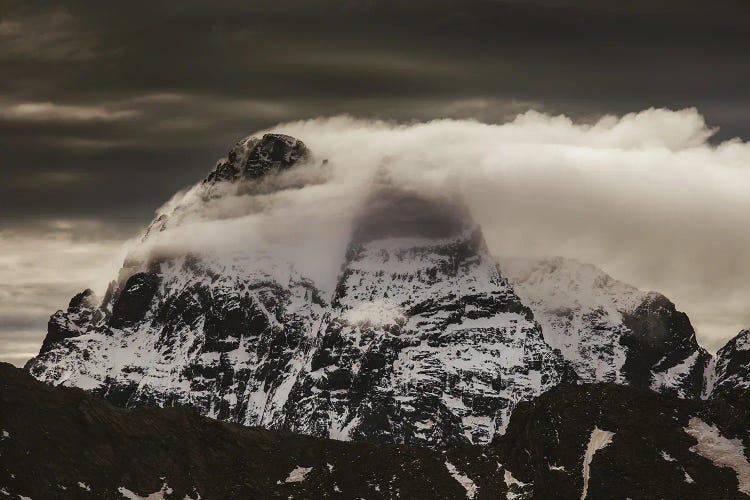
[[0, 101, 140, 123], [0, 221, 128, 365], [0, 11, 97, 62], [3, 107, 749, 365], [136, 108, 750, 353]]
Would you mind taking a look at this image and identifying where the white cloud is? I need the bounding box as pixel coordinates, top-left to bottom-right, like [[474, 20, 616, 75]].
[[0, 101, 139, 123], [4, 107, 749, 363], [146, 108, 750, 351]]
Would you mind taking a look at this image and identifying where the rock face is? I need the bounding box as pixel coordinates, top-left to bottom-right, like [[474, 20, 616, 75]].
[[283, 180, 563, 446], [707, 329, 750, 398], [205, 133, 310, 184], [494, 382, 750, 500], [500, 257, 711, 398]]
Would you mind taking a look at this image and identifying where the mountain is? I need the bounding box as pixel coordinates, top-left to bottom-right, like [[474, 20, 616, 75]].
[[4, 362, 750, 499], [24, 132, 732, 453], [500, 257, 711, 398], [27, 134, 329, 428], [282, 175, 563, 446], [25, 134, 562, 448], [706, 329, 750, 398]]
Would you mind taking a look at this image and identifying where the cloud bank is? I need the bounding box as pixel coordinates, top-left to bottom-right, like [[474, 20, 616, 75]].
[[4, 107, 750, 365]]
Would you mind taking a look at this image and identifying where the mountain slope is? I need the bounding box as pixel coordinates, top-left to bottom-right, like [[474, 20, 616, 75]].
[[283, 180, 563, 446], [500, 257, 711, 398], [707, 329, 750, 398]]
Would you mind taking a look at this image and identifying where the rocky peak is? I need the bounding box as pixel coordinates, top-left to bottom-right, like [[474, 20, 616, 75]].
[[708, 329, 750, 397], [67, 288, 99, 312], [205, 133, 310, 184]]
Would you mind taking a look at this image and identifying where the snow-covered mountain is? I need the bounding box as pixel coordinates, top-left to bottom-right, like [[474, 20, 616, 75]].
[[500, 257, 711, 398], [282, 175, 563, 446], [25, 132, 741, 450], [705, 329, 750, 397]]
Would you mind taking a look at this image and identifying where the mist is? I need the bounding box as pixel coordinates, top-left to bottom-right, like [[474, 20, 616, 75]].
[[124, 108, 750, 353]]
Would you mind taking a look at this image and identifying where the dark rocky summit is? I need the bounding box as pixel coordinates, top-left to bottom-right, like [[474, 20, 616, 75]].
[[205, 133, 311, 184]]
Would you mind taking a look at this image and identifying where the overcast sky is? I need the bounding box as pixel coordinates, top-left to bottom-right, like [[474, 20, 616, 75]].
[[1, 0, 749, 366]]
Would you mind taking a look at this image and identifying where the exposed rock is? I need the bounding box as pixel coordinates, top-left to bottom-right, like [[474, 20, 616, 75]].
[[205, 133, 310, 184], [494, 383, 750, 499]]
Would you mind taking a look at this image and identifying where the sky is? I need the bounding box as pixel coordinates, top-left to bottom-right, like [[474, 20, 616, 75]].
[[1, 0, 749, 366]]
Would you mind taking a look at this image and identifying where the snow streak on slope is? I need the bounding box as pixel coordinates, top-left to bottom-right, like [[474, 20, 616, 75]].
[[580, 427, 615, 500], [684, 417, 750, 494], [445, 461, 477, 499]]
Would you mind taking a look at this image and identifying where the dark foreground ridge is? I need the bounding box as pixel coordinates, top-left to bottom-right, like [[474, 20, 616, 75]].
[[0, 363, 505, 499], [3, 363, 750, 499]]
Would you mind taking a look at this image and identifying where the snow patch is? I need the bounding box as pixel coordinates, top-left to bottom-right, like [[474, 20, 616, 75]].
[[78, 482, 91, 491], [660, 451, 676, 462], [445, 461, 477, 499], [581, 427, 615, 500], [503, 469, 528, 499], [282, 466, 313, 483], [0, 430, 9, 439], [344, 299, 405, 327], [684, 417, 750, 494], [117, 482, 174, 499]]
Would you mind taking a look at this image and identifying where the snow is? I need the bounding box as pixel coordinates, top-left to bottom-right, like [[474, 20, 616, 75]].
[[445, 461, 477, 499], [503, 469, 528, 499], [282, 466, 313, 483], [684, 472, 694, 483], [581, 427, 615, 500], [117, 482, 184, 500], [501, 257, 642, 385], [1, 430, 9, 439], [660, 451, 676, 462], [651, 351, 699, 394], [684, 417, 750, 494], [344, 300, 405, 326], [78, 482, 91, 491], [117, 482, 174, 499]]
